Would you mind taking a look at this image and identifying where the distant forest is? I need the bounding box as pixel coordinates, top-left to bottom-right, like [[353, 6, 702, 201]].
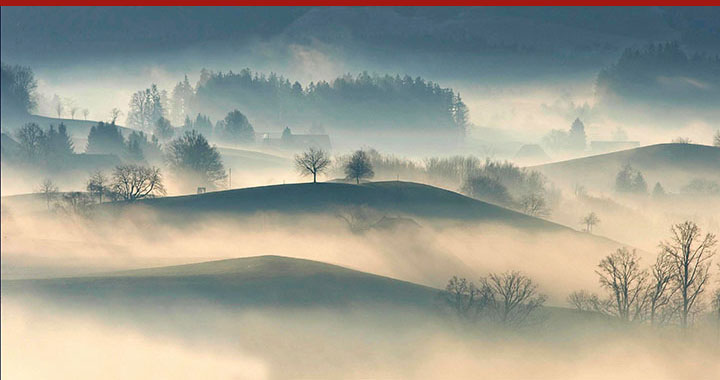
[[596, 42, 720, 107], [182, 69, 469, 134]]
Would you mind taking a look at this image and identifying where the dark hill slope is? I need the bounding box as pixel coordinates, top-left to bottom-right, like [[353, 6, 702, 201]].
[[532, 143, 720, 191], [121, 181, 566, 231], [1, 255, 441, 309]]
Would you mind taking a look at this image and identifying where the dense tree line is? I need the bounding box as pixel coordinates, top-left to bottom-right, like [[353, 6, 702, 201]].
[[184, 68, 468, 134], [596, 42, 720, 106]]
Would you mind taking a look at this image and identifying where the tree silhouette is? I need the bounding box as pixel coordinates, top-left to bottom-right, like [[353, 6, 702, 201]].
[[86, 170, 109, 203], [661, 221, 717, 329], [86, 122, 125, 155], [167, 130, 226, 189], [153, 116, 174, 141], [344, 150, 374, 184], [295, 147, 330, 183], [110, 164, 166, 201], [218, 109, 254, 143], [1, 63, 37, 114], [481, 271, 546, 326], [38, 178, 59, 210], [596, 247, 648, 322], [582, 212, 600, 233], [15, 123, 45, 161]]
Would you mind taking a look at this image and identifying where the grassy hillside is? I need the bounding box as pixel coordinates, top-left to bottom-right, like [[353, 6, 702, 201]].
[[118, 181, 568, 231], [532, 143, 720, 191], [1, 255, 608, 336], [216, 146, 291, 170], [2, 255, 441, 309]]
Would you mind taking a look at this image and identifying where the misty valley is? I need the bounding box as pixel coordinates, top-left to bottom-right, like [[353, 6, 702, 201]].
[[2, 6, 720, 380]]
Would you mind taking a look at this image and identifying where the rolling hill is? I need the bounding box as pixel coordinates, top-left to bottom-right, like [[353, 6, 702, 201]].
[[532, 143, 720, 192], [112, 181, 567, 231], [1, 255, 441, 309], [216, 146, 291, 170]]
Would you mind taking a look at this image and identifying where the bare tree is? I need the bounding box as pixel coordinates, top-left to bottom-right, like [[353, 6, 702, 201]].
[[86, 170, 109, 203], [82, 108, 90, 120], [110, 108, 123, 123], [70, 106, 79, 120], [582, 212, 600, 233], [645, 252, 678, 326], [110, 164, 166, 201], [481, 271, 546, 326], [672, 137, 691, 144], [344, 150, 374, 184], [445, 276, 489, 321], [15, 123, 45, 161], [295, 147, 330, 183], [520, 193, 549, 217], [714, 130, 720, 147], [56, 192, 92, 215], [567, 290, 602, 312], [55, 101, 64, 118], [661, 221, 717, 329], [38, 178, 59, 210], [596, 248, 648, 322]]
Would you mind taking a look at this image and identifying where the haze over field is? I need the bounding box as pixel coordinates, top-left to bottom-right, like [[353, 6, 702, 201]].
[[2, 6, 720, 380]]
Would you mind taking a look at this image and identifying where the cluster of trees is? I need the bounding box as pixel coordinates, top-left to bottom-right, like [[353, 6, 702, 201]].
[[615, 164, 648, 194], [681, 179, 720, 196], [182, 113, 213, 138], [13, 123, 74, 165], [615, 165, 719, 197], [444, 271, 546, 327], [167, 130, 227, 189], [127, 79, 256, 146], [542, 117, 587, 153], [596, 42, 720, 106], [134, 68, 469, 147], [190, 69, 468, 134], [39, 164, 166, 213], [1, 62, 37, 117], [319, 150, 557, 218], [126, 84, 167, 131], [569, 221, 718, 329], [85, 120, 228, 191], [214, 109, 255, 143], [85, 121, 163, 163], [295, 148, 375, 184], [14, 117, 227, 192], [460, 160, 556, 217]]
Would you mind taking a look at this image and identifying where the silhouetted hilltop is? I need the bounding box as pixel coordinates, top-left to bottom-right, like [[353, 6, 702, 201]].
[[120, 181, 562, 230], [2, 255, 441, 309]]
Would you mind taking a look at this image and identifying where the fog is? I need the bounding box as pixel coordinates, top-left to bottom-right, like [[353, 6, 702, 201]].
[[3, 6, 720, 379], [4, 292, 719, 379], [0, 204, 611, 299], [27, 55, 719, 152]]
